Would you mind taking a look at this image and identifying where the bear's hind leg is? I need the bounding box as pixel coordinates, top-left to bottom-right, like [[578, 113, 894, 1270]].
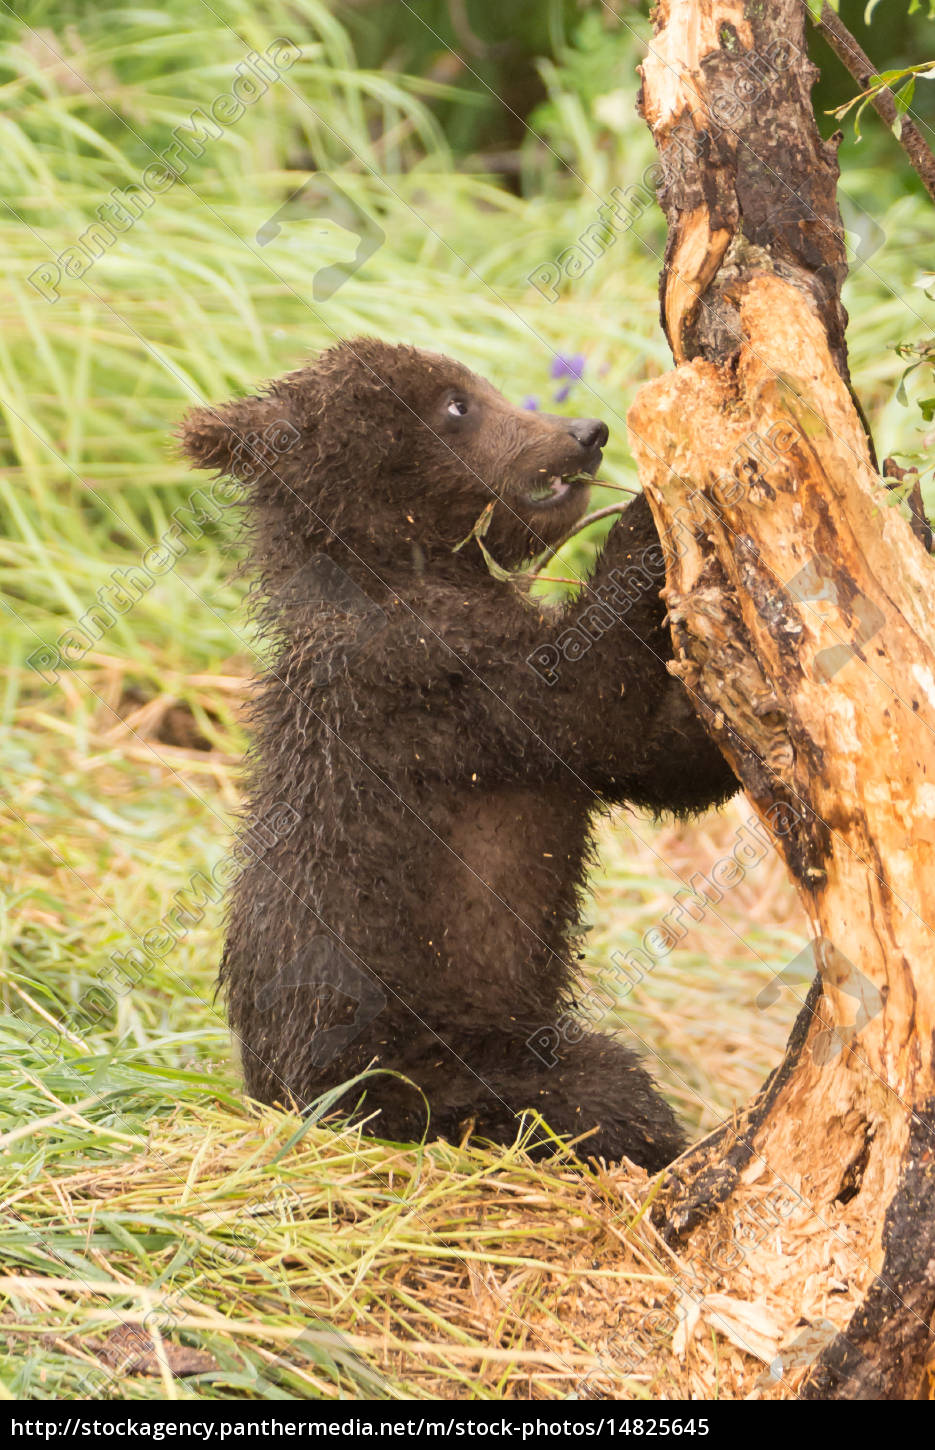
[[313, 1027, 686, 1172], [401, 1030, 687, 1171], [477, 1032, 687, 1171]]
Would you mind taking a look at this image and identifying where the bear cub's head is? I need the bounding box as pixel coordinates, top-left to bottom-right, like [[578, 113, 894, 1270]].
[[179, 339, 608, 572]]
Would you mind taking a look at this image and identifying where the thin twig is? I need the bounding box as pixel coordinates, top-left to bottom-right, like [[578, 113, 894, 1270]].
[[589, 479, 639, 495], [528, 502, 630, 580], [818, 3, 935, 205]]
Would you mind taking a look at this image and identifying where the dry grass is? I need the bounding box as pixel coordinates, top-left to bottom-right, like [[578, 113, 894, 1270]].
[[0, 1093, 806, 1401]]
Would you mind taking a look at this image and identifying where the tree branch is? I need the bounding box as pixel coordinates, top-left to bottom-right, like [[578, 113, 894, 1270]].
[[632, 0, 935, 1398], [818, 2, 935, 205]]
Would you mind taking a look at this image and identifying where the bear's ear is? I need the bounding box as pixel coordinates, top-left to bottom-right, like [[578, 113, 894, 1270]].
[[177, 391, 303, 482]]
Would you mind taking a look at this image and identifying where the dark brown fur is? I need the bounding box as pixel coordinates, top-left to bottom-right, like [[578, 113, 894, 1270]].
[[180, 339, 737, 1169]]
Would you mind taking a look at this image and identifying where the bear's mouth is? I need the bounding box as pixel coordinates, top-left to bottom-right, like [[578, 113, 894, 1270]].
[[526, 470, 595, 509]]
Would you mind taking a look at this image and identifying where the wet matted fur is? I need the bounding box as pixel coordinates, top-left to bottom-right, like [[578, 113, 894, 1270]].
[[180, 339, 737, 1170]]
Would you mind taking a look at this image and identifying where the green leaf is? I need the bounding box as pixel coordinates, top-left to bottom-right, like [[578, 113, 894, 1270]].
[[871, 69, 910, 87], [452, 500, 495, 553], [853, 93, 876, 141], [894, 78, 916, 114], [895, 360, 922, 406]]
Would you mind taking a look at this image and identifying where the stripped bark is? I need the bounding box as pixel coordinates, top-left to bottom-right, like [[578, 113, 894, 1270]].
[[627, 0, 935, 1399]]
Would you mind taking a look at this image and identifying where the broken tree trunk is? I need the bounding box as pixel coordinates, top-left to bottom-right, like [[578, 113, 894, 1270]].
[[626, 0, 935, 1399]]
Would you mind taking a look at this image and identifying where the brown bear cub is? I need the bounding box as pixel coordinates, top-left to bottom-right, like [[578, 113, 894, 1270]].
[[180, 339, 737, 1170]]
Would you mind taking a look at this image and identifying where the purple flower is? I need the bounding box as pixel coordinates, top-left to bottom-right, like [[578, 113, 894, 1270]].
[[550, 352, 586, 404], [522, 396, 539, 411], [550, 352, 586, 383]]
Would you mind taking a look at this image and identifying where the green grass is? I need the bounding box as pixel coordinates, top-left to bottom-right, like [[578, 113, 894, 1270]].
[[1, 0, 933, 1400]]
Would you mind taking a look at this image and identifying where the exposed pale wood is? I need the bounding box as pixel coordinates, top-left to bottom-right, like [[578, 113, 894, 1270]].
[[662, 208, 731, 364], [627, 0, 935, 1399]]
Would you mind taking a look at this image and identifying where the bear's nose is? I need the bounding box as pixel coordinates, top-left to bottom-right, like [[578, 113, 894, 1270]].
[[568, 418, 609, 450]]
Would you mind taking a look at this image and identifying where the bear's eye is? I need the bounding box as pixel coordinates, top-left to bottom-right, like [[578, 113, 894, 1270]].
[[447, 398, 469, 418]]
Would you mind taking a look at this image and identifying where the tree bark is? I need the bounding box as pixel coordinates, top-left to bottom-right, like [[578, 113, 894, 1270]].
[[627, 0, 935, 1399]]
